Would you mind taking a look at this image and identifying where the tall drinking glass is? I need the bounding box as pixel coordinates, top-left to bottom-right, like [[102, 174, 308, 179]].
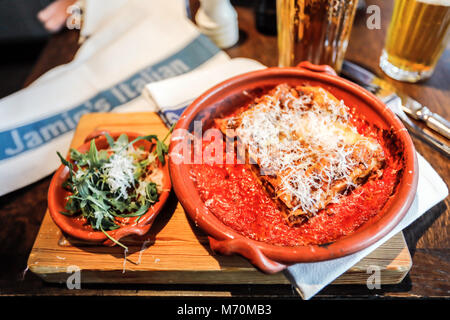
[[277, 0, 359, 72], [380, 0, 450, 82]]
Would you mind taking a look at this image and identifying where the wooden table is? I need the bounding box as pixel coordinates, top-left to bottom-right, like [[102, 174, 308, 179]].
[[0, 0, 448, 299]]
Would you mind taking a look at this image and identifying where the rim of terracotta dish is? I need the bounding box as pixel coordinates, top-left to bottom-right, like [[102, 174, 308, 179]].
[[169, 67, 418, 263], [48, 132, 171, 243]]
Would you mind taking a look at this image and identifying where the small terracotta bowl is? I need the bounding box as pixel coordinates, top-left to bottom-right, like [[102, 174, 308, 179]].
[[48, 131, 171, 246], [169, 61, 418, 273]]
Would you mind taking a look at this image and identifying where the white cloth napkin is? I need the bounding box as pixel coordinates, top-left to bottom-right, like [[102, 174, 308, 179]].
[[143, 57, 266, 126], [144, 60, 449, 300], [0, 0, 228, 196]]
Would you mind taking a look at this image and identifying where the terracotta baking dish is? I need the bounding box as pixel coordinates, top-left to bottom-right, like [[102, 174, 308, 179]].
[[169, 61, 418, 273], [48, 131, 171, 246]]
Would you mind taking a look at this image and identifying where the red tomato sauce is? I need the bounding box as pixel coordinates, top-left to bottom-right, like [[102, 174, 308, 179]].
[[190, 112, 403, 247]]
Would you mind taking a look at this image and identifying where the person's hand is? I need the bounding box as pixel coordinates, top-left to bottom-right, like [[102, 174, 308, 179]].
[[37, 0, 78, 33]]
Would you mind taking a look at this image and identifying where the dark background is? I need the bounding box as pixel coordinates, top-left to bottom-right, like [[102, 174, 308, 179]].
[[0, 0, 54, 98]]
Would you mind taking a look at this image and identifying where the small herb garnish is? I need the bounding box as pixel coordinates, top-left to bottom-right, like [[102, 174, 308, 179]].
[[57, 127, 173, 250]]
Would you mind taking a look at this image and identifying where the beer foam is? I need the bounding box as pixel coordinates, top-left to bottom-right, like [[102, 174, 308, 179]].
[[417, 0, 450, 6]]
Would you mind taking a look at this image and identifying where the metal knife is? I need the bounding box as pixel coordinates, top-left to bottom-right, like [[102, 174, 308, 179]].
[[341, 60, 450, 139], [341, 60, 450, 157], [402, 98, 450, 140]]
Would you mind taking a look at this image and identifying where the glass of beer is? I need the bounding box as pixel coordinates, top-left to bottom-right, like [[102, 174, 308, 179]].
[[277, 0, 359, 72], [380, 0, 450, 82]]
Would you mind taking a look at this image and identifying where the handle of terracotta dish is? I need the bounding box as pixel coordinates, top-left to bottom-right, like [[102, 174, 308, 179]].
[[102, 223, 153, 247], [295, 61, 337, 77], [208, 237, 287, 274], [84, 130, 112, 143]]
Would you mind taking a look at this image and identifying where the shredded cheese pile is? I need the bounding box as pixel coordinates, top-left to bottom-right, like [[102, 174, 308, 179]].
[[102, 150, 136, 199], [234, 85, 378, 216]]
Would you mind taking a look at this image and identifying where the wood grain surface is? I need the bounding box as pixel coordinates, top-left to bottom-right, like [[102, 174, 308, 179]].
[[27, 112, 411, 286], [0, 0, 448, 298]]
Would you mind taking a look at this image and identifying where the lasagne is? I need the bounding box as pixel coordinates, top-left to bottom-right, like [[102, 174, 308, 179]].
[[215, 84, 386, 225]]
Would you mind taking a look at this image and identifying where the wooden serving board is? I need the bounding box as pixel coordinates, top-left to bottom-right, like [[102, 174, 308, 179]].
[[28, 112, 412, 286]]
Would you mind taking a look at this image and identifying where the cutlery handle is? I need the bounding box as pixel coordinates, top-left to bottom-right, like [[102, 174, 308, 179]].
[[420, 107, 450, 140], [405, 122, 450, 157]]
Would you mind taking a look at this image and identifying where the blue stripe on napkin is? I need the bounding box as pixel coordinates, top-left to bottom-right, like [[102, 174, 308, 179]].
[[0, 34, 220, 161], [157, 98, 194, 127]]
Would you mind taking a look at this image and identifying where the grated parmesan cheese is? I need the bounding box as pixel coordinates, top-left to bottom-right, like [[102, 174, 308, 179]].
[[101, 149, 136, 199], [231, 84, 384, 218]]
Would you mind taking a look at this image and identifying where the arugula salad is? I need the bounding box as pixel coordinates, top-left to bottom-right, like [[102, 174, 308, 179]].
[[57, 130, 172, 249]]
